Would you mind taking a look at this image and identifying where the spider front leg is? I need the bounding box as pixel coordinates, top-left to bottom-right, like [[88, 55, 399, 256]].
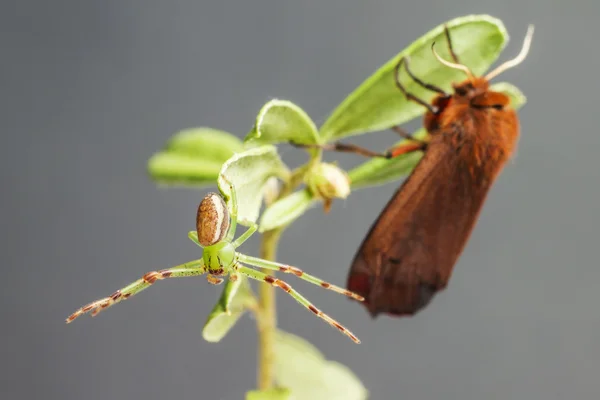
[[235, 264, 361, 343], [237, 254, 364, 301], [219, 175, 238, 242], [66, 259, 206, 323], [219, 176, 261, 247], [232, 221, 257, 249]]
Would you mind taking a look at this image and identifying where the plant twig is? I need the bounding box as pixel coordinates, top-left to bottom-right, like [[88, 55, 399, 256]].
[[255, 159, 312, 389], [256, 228, 283, 390]]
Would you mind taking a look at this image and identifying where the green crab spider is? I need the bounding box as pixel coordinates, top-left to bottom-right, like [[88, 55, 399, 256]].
[[66, 176, 364, 343]]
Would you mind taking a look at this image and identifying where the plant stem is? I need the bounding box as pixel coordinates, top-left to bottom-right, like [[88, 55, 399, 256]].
[[255, 166, 307, 389], [256, 228, 283, 390]]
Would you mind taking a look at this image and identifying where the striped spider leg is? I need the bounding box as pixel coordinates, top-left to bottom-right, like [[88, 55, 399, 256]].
[[235, 263, 363, 344], [65, 259, 207, 323], [237, 254, 364, 302]]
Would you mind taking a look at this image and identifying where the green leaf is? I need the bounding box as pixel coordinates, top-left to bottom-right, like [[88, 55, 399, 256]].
[[246, 388, 292, 400], [147, 156, 224, 187], [162, 127, 244, 157], [245, 100, 320, 146], [148, 127, 244, 187], [348, 82, 527, 189], [319, 15, 509, 140], [218, 145, 291, 224], [273, 330, 368, 400], [202, 276, 256, 343], [259, 189, 316, 232]]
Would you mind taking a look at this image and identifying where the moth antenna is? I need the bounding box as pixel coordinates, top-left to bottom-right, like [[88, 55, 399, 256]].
[[431, 42, 473, 78], [485, 24, 535, 81]]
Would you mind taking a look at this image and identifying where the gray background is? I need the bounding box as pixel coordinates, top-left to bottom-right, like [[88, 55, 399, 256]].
[[2, 1, 598, 399]]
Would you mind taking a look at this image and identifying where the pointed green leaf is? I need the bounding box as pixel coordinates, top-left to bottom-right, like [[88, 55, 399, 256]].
[[245, 100, 320, 146], [273, 330, 368, 400], [320, 15, 509, 140], [348, 82, 527, 189], [202, 276, 256, 343], [218, 145, 291, 224], [246, 388, 292, 400], [259, 189, 316, 232], [148, 127, 243, 187]]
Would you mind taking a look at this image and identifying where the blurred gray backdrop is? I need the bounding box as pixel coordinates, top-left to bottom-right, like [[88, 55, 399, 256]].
[[2, 1, 599, 399]]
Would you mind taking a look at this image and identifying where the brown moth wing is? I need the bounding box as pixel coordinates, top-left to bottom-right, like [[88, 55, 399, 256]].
[[346, 127, 506, 318]]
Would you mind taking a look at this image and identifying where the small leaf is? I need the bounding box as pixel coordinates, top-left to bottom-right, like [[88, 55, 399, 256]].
[[147, 156, 224, 187], [218, 145, 291, 224], [246, 388, 292, 400], [320, 15, 509, 140], [163, 127, 244, 158], [259, 189, 316, 232], [273, 330, 368, 400], [148, 127, 243, 187], [348, 82, 527, 189], [245, 100, 320, 146], [202, 276, 256, 343]]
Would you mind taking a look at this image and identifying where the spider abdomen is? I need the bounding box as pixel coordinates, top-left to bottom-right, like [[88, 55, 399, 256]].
[[196, 193, 230, 247]]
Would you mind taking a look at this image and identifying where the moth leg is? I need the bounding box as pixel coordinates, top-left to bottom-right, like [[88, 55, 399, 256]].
[[291, 132, 426, 159], [390, 126, 429, 146], [402, 56, 448, 96], [388, 141, 427, 158], [444, 24, 460, 64], [290, 141, 392, 159], [394, 57, 441, 114]]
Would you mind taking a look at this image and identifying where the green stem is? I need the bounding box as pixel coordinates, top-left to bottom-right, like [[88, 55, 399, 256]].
[[256, 228, 283, 390], [255, 159, 312, 390]]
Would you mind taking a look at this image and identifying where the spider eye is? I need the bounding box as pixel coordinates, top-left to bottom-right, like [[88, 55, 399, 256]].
[[196, 193, 230, 246]]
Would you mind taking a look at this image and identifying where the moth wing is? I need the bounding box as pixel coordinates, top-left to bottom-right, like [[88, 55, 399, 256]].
[[346, 135, 496, 317]]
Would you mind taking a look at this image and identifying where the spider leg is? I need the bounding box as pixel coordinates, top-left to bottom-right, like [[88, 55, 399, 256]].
[[220, 175, 238, 241], [66, 259, 206, 323], [235, 264, 360, 343], [188, 231, 202, 248], [232, 222, 257, 249], [237, 254, 364, 301]]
